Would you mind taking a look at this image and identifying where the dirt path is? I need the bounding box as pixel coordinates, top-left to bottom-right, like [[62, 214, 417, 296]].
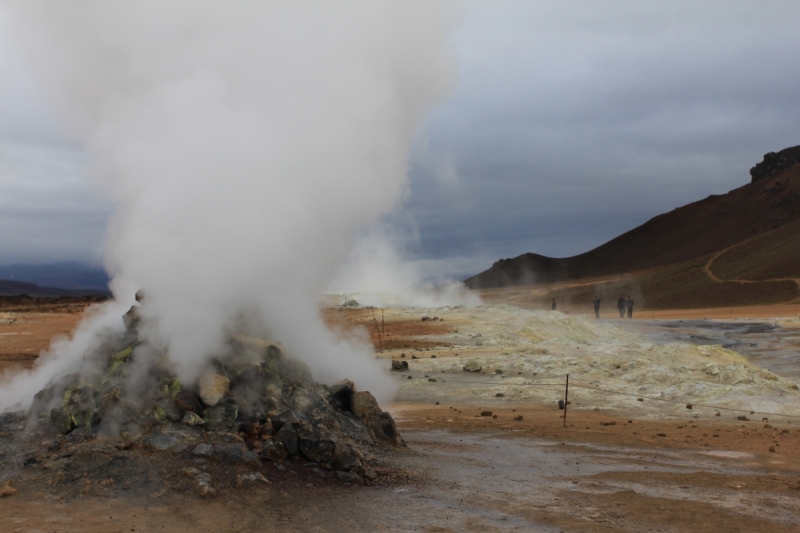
[[703, 240, 800, 300]]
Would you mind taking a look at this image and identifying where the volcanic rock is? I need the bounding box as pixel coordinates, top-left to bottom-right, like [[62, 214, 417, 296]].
[[182, 411, 204, 426], [274, 425, 299, 455], [215, 445, 258, 463], [203, 403, 238, 432], [351, 391, 404, 447], [333, 442, 363, 474], [195, 472, 216, 498], [237, 472, 270, 487], [198, 372, 230, 407], [261, 441, 288, 462], [750, 145, 800, 183], [175, 390, 203, 414], [391, 359, 409, 371], [297, 423, 336, 464], [335, 470, 364, 484], [463, 360, 482, 372]]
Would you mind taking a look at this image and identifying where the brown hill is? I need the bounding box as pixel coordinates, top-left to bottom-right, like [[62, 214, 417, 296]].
[[465, 148, 800, 310]]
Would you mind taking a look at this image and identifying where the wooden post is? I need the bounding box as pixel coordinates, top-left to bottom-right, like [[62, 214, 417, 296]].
[[563, 374, 570, 427]]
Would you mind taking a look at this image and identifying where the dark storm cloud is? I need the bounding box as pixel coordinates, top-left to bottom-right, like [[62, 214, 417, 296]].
[[2, 2, 800, 278], [402, 1, 800, 277]]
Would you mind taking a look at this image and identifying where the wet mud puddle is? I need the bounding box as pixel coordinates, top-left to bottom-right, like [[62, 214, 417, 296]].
[[616, 319, 800, 379], [383, 429, 800, 532]]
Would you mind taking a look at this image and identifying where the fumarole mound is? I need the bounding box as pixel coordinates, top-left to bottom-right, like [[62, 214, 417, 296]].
[[0, 304, 404, 497]]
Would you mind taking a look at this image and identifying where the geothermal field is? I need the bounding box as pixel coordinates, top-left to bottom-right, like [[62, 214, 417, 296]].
[[2, 2, 800, 533], [1, 296, 799, 532]]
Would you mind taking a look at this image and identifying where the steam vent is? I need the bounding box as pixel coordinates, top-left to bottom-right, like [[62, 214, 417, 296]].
[[3, 303, 404, 497]]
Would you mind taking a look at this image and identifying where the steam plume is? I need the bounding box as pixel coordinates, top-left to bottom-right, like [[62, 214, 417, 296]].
[[0, 1, 455, 410]]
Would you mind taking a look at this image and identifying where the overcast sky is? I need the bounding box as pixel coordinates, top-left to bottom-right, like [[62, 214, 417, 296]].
[[1, 1, 799, 278]]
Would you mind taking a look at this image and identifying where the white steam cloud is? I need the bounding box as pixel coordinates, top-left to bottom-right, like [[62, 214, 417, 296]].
[[328, 224, 481, 308], [0, 1, 456, 410]]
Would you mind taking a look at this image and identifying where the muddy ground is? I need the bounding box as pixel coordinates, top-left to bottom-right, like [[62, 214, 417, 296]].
[[1, 301, 799, 532]]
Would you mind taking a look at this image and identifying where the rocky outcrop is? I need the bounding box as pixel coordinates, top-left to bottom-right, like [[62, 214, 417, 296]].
[[750, 145, 800, 183]]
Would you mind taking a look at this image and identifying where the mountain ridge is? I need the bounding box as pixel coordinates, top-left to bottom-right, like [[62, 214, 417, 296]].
[[464, 147, 800, 309]]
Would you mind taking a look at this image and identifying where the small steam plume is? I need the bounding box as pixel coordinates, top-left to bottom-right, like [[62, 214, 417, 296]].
[[328, 224, 482, 308], [0, 1, 456, 411]]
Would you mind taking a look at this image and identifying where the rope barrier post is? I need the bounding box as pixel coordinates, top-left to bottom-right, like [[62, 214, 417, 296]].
[[563, 373, 569, 427]]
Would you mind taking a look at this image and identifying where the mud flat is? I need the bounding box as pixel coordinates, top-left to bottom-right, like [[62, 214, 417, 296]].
[[1, 301, 799, 531]]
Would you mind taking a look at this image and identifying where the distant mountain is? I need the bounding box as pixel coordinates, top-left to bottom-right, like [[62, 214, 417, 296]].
[[0, 262, 109, 292], [0, 278, 109, 297], [465, 146, 800, 309]]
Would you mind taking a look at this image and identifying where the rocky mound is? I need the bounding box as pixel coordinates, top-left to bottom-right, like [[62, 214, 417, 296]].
[[9, 304, 404, 492]]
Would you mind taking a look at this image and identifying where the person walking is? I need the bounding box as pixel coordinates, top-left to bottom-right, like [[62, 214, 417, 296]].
[[593, 297, 601, 319], [551, 297, 557, 311], [617, 295, 625, 318], [626, 295, 634, 318]]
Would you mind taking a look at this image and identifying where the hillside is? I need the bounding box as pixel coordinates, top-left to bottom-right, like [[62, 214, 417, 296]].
[[465, 147, 800, 310]]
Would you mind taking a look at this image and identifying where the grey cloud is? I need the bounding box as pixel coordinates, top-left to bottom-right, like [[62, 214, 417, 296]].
[[400, 1, 800, 273]]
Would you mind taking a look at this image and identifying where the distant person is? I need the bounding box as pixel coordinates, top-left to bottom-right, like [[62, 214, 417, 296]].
[[626, 295, 634, 318], [617, 295, 626, 318], [551, 297, 557, 311], [593, 297, 601, 319]]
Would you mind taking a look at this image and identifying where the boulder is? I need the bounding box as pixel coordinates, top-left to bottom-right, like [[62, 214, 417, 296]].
[[155, 397, 183, 423], [261, 441, 288, 462], [49, 408, 73, 435], [463, 360, 482, 372], [391, 360, 409, 371], [203, 403, 238, 432], [174, 390, 203, 414], [271, 409, 300, 432], [332, 443, 363, 473], [351, 391, 404, 446], [297, 422, 336, 464], [327, 380, 354, 412], [214, 445, 258, 463], [273, 425, 299, 455], [198, 373, 230, 407]]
